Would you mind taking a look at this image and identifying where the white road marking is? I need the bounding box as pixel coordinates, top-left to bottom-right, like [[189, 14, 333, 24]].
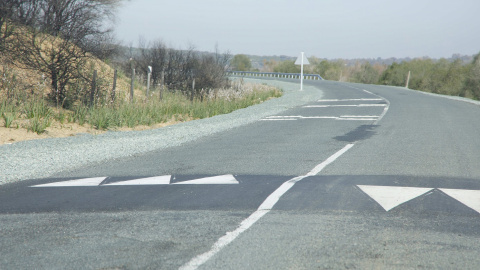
[[362, 90, 374, 95], [30, 175, 238, 187], [357, 185, 434, 211], [304, 104, 387, 108], [262, 115, 378, 121], [103, 175, 171, 186], [341, 115, 376, 117], [180, 144, 355, 270], [260, 118, 297, 121], [363, 89, 390, 124], [317, 98, 383, 102], [439, 188, 480, 214], [31, 177, 107, 187], [173, 175, 238, 185]]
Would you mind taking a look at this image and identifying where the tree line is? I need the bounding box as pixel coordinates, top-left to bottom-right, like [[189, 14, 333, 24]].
[[231, 53, 480, 100]]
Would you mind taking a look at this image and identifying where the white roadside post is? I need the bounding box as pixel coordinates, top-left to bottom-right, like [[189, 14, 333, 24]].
[[147, 65, 152, 97], [295, 52, 310, 91]]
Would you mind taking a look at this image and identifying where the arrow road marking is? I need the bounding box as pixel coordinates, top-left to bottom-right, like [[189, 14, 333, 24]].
[[357, 185, 434, 211], [31, 177, 107, 187], [439, 188, 480, 214], [103, 175, 172, 186]]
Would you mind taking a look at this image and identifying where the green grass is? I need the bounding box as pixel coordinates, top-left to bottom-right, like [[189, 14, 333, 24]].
[[27, 115, 51, 134], [70, 85, 282, 130], [1, 82, 282, 132]]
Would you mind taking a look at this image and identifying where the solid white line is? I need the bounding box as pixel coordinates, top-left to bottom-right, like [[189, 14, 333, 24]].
[[304, 104, 386, 108], [260, 119, 297, 121], [336, 118, 379, 121], [179, 144, 354, 270], [362, 90, 374, 95], [179, 210, 269, 270], [301, 116, 338, 119], [340, 115, 379, 118], [306, 144, 354, 176], [317, 98, 382, 102], [262, 116, 379, 121], [266, 116, 303, 118], [365, 89, 390, 124]]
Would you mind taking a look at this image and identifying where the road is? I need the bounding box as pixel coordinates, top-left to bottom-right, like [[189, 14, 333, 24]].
[[1, 79, 480, 269]]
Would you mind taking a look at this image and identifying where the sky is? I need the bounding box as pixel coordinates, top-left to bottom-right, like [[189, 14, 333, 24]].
[[114, 0, 480, 59]]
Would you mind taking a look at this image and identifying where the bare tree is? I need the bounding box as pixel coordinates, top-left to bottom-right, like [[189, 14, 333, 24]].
[[0, 0, 40, 52], [138, 38, 168, 87], [195, 46, 231, 90], [8, 0, 121, 107]]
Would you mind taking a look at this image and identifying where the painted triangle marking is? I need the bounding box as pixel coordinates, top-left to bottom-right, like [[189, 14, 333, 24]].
[[31, 177, 107, 187], [439, 188, 480, 214], [103, 175, 171, 186], [357, 185, 433, 211], [173, 175, 238, 185]]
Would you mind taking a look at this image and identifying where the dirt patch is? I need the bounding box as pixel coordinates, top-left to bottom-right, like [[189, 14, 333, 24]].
[[0, 120, 183, 146]]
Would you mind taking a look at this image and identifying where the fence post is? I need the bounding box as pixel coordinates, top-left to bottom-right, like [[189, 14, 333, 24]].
[[190, 78, 195, 102], [90, 70, 97, 106], [405, 70, 411, 88], [160, 69, 164, 100], [146, 66, 152, 98], [111, 69, 117, 102]]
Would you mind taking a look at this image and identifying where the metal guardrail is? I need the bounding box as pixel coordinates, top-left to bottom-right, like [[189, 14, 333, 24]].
[[227, 71, 324, 80]]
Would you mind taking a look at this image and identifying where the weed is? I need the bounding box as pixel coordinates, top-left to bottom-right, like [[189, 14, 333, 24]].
[[55, 110, 67, 124], [24, 99, 51, 119], [28, 116, 51, 134], [2, 112, 16, 128], [73, 107, 88, 125], [89, 107, 111, 130]]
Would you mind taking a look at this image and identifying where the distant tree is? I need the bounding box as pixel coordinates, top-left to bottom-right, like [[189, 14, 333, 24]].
[[137, 38, 168, 86], [378, 62, 409, 86], [230, 54, 251, 71], [314, 60, 343, 81], [350, 62, 380, 84], [194, 45, 230, 90], [273, 60, 300, 73], [464, 52, 480, 99], [262, 59, 276, 72]]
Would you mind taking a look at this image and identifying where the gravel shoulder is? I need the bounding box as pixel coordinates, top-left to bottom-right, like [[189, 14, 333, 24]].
[[0, 79, 324, 185]]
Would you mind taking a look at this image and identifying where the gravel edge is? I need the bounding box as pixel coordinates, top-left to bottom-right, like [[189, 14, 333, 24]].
[[0, 79, 323, 185]]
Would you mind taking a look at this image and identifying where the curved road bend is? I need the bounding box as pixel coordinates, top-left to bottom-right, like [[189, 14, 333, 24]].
[[1, 79, 480, 269]]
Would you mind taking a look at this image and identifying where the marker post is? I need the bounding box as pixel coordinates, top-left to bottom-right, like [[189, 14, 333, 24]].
[[295, 52, 310, 91]]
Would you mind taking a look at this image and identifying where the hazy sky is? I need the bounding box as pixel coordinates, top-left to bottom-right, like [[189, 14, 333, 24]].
[[115, 0, 480, 59]]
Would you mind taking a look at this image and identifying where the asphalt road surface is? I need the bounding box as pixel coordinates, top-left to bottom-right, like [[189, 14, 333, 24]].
[[2, 79, 480, 269]]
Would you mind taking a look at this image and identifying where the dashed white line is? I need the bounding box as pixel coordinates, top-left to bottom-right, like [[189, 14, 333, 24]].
[[180, 144, 355, 270]]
